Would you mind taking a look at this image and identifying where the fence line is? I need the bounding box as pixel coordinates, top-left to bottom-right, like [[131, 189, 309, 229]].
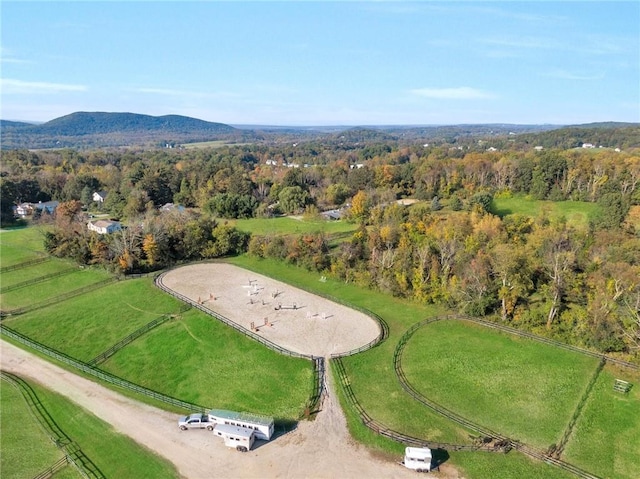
[[0, 256, 49, 273], [1, 370, 105, 479], [88, 305, 190, 366], [0, 267, 77, 293], [0, 278, 118, 318], [32, 457, 68, 479], [389, 315, 603, 479], [553, 358, 606, 457], [1, 326, 207, 413]]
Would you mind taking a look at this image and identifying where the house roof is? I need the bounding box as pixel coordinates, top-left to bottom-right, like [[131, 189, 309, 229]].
[[89, 219, 120, 228]]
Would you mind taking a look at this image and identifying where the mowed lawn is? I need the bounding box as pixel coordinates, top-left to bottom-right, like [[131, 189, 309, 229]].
[[563, 365, 640, 479], [102, 307, 313, 421], [0, 378, 72, 479], [5, 278, 185, 361], [401, 320, 600, 450]]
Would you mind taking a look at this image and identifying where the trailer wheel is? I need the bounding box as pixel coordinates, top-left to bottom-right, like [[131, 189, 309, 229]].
[[207, 425, 214, 431], [236, 446, 248, 453], [179, 425, 187, 431], [416, 469, 423, 473]]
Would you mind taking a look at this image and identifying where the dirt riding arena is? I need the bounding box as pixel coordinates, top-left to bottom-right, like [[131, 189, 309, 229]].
[[159, 263, 381, 357]]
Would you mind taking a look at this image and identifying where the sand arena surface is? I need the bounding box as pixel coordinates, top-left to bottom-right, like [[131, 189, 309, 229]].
[[159, 263, 381, 357]]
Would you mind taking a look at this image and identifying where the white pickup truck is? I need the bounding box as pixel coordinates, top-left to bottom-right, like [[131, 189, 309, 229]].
[[178, 413, 215, 431]]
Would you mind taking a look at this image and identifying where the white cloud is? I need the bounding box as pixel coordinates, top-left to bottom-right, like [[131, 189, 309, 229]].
[[542, 69, 605, 81], [1, 78, 87, 94], [410, 87, 496, 100]]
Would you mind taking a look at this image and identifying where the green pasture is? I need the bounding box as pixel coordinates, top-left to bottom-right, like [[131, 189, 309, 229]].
[[401, 320, 599, 449], [27, 377, 179, 479], [0, 379, 73, 479], [231, 256, 636, 479], [490, 196, 600, 227], [102, 308, 312, 420], [0, 267, 112, 311], [1, 258, 78, 289], [5, 278, 185, 361], [232, 216, 357, 237], [563, 365, 640, 479], [0, 226, 47, 253]]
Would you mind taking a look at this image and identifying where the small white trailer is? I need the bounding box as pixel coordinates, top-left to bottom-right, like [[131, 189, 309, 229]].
[[213, 423, 256, 452], [208, 409, 274, 441], [402, 447, 432, 473]]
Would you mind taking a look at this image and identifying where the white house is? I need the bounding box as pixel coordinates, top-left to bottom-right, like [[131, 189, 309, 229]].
[[92, 191, 108, 203], [88, 219, 121, 234]]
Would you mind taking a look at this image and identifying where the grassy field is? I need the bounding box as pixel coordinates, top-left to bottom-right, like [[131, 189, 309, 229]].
[[232, 216, 357, 237], [5, 278, 185, 361], [231, 257, 578, 479], [28, 377, 179, 478], [102, 308, 312, 420], [0, 378, 74, 479], [563, 364, 640, 479], [0, 266, 113, 311], [401, 320, 599, 449], [490, 196, 601, 227]]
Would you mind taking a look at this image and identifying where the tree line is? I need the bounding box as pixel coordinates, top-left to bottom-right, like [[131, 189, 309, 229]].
[[0, 140, 638, 360]]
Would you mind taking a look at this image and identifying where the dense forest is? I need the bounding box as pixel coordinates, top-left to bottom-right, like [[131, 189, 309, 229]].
[[1, 133, 639, 361]]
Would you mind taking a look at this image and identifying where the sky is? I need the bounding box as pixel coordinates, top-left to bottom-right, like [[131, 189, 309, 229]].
[[1, 1, 639, 126]]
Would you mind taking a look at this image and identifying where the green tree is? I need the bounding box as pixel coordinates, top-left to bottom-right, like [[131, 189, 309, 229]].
[[278, 186, 309, 214]]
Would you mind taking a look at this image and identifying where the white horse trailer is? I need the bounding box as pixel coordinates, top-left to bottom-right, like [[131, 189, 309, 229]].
[[213, 424, 255, 452], [208, 409, 274, 441], [403, 447, 432, 472]]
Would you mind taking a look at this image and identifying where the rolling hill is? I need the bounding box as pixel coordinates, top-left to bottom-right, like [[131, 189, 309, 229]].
[[0, 112, 249, 149]]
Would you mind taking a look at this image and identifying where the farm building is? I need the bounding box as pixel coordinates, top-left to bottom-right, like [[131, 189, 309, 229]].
[[207, 409, 274, 441]]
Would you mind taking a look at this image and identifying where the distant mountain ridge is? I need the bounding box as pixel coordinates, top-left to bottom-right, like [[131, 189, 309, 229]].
[[1, 111, 638, 150], [0, 111, 244, 149], [38, 111, 236, 135]]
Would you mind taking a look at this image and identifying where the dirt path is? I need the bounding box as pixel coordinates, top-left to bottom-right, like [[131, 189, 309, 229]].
[[1, 341, 455, 479]]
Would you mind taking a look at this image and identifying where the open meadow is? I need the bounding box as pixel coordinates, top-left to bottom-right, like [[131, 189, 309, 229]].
[[490, 196, 601, 227]]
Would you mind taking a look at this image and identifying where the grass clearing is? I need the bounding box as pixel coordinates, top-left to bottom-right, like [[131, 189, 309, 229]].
[[401, 320, 599, 449], [102, 307, 313, 420], [0, 378, 69, 479], [232, 216, 357, 237], [563, 364, 640, 479], [491, 196, 601, 227], [6, 278, 185, 361]]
